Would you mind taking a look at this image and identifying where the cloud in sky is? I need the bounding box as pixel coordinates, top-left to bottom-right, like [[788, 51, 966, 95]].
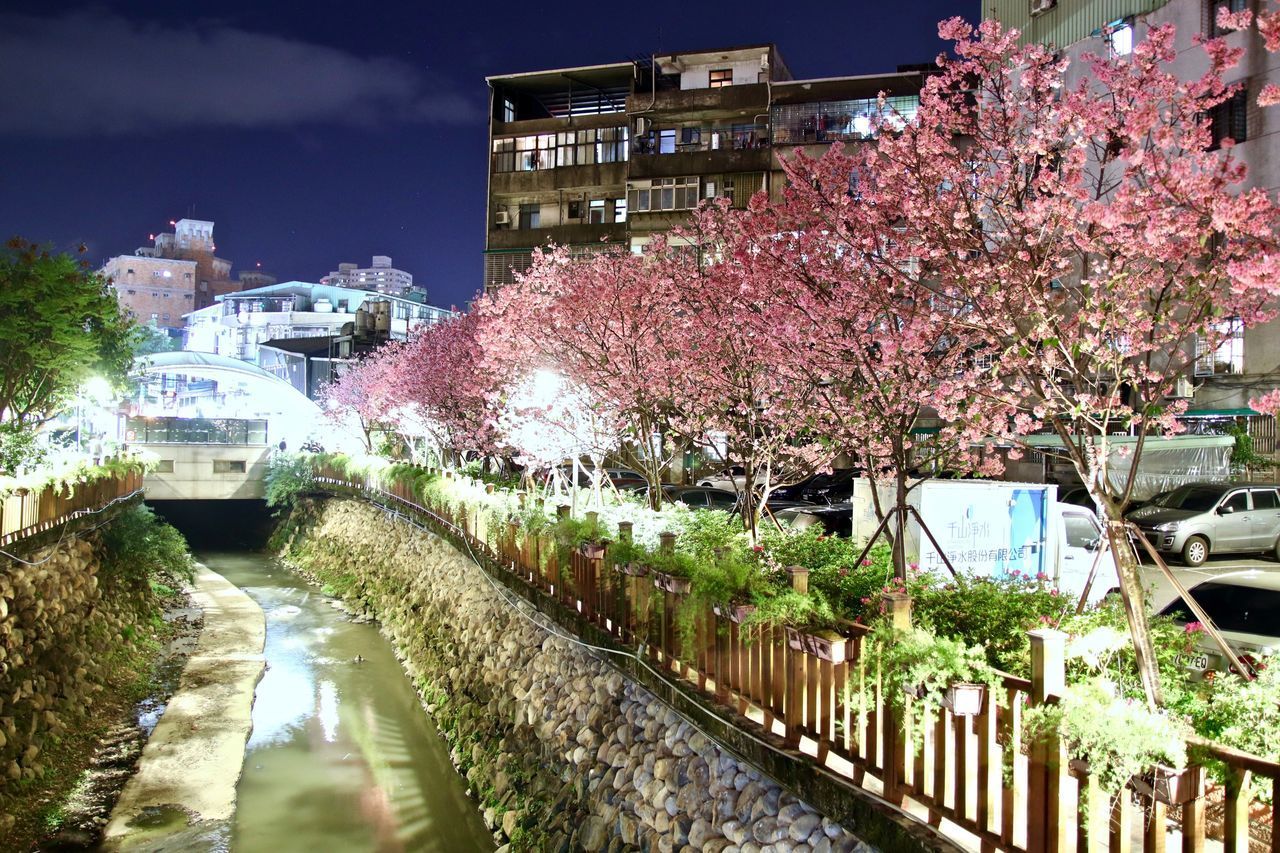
[[0, 10, 480, 136]]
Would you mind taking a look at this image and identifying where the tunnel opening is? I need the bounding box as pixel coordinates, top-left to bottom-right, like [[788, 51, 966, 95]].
[[147, 499, 276, 551]]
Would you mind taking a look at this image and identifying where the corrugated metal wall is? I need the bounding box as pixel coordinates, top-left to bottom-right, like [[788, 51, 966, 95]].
[[982, 0, 1173, 46]]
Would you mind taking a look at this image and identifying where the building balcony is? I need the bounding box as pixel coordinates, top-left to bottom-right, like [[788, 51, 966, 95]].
[[626, 146, 772, 180], [489, 161, 628, 195], [628, 83, 770, 118], [486, 222, 627, 250]]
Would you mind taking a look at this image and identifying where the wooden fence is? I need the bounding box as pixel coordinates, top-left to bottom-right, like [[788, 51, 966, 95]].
[[317, 465, 1280, 853], [0, 469, 145, 547]]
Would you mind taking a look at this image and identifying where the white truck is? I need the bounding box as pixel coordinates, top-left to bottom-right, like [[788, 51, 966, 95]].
[[847, 478, 1118, 605]]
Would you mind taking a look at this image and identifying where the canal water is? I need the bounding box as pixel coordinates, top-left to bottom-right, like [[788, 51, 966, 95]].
[[202, 551, 494, 853]]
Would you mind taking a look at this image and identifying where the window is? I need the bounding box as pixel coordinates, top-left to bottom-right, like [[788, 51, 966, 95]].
[[493, 128, 627, 172], [567, 200, 582, 220], [503, 97, 516, 122], [1251, 489, 1280, 509], [213, 460, 247, 474], [1063, 513, 1100, 549], [1209, 89, 1248, 149], [613, 198, 627, 223], [709, 69, 733, 89], [1222, 491, 1250, 512], [1195, 318, 1244, 375], [588, 199, 606, 224], [1207, 0, 1249, 37], [518, 203, 540, 230], [1158, 581, 1280, 633], [771, 96, 920, 144], [658, 129, 676, 154], [626, 177, 700, 213], [155, 460, 175, 473], [1107, 20, 1133, 56]]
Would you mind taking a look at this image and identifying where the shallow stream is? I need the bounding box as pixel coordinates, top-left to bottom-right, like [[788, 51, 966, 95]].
[[203, 551, 493, 853]]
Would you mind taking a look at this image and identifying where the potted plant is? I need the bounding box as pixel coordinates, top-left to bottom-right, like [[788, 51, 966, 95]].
[[868, 623, 1003, 725], [741, 589, 840, 647], [649, 551, 697, 594], [607, 539, 650, 577], [1022, 678, 1190, 796]]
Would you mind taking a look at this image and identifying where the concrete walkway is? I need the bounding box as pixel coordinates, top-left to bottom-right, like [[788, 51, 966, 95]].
[[102, 565, 266, 850]]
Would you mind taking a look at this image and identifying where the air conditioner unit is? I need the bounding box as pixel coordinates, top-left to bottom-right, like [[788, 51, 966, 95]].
[[1029, 0, 1057, 16], [633, 116, 651, 136], [1170, 376, 1194, 399], [494, 210, 511, 226]]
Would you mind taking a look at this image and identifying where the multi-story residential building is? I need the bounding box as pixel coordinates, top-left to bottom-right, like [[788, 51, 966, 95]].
[[183, 281, 456, 363], [102, 219, 276, 333], [99, 254, 199, 333], [985, 0, 1280, 450], [321, 256, 418, 296], [484, 45, 930, 293]]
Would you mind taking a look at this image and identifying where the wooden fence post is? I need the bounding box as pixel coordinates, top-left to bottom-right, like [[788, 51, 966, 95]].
[[784, 566, 812, 748], [1027, 628, 1068, 853], [880, 591, 912, 801]]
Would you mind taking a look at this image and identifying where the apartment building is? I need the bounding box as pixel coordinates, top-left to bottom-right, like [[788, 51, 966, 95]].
[[986, 0, 1280, 448], [484, 45, 930, 292], [102, 218, 276, 333], [321, 255, 418, 296]]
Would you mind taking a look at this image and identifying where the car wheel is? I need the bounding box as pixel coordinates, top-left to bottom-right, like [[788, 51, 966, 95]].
[[1182, 535, 1209, 567], [1273, 536, 1280, 562]]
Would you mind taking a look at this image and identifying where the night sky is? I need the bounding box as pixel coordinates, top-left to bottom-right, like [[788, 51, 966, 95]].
[[0, 1, 975, 310]]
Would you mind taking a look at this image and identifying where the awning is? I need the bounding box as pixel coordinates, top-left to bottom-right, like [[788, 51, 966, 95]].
[[1179, 407, 1262, 418]]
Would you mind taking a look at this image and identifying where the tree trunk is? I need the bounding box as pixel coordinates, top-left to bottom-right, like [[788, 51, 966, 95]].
[[891, 471, 909, 580], [1104, 517, 1164, 709]]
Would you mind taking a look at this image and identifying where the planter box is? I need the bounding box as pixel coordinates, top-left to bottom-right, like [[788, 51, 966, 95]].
[[785, 627, 849, 663], [577, 543, 607, 560], [653, 572, 692, 594], [942, 683, 987, 717], [1132, 764, 1198, 805], [713, 603, 757, 624], [614, 562, 649, 578]]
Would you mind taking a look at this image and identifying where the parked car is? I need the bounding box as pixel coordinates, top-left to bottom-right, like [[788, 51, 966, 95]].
[[770, 469, 859, 505], [1126, 483, 1280, 566], [636, 485, 812, 515], [773, 502, 855, 538], [1147, 568, 1280, 675], [696, 466, 748, 492], [554, 464, 646, 490]]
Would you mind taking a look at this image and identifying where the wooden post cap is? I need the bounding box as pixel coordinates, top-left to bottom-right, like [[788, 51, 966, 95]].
[[786, 565, 810, 594]]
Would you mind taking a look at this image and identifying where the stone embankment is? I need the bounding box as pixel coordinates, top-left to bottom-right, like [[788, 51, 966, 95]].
[[280, 497, 879, 853], [0, 514, 158, 836]]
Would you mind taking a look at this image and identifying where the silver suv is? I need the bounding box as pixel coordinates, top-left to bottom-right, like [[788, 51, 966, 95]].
[[1126, 483, 1280, 567]]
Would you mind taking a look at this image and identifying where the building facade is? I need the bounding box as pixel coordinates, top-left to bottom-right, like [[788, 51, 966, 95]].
[[484, 46, 930, 293], [183, 281, 456, 363], [985, 0, 1280, 447], [99, 254, 199, 332], [321, 255, 417, 296], [102, 218, 276, 333]]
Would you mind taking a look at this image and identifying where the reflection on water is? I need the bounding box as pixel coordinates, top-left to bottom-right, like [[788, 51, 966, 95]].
[[203, 552, 494, 853]]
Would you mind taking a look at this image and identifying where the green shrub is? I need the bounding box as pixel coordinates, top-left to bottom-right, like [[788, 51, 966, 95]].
[[98, 504, 195, 589], [264, 453, 317, 511]]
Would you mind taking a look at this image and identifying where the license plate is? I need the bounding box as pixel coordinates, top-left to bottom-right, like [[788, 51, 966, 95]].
[[1176, 652, 1210, 671]]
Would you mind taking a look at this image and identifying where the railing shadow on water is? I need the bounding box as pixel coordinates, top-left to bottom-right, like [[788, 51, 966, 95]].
[[312, 465, 1280, 853]]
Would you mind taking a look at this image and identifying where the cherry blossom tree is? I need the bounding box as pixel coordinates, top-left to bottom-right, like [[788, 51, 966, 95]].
[[392, 312, 501, 466], [873, 17, 1280, 705], [659, 206, 833, 538], [725, 147, 1009, 578], [319, 344, 403, 454], [478, 245, 688, 510]]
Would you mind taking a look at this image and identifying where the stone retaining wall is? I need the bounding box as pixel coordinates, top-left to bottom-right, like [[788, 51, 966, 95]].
[[0, 509, 157, 832], [280, 497, 882, 853]]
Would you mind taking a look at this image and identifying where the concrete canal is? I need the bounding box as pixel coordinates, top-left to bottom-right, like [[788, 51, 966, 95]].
[[206, 550, 493, 853]]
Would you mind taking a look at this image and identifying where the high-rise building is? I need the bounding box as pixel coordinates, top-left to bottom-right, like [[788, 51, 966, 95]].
[[484, 45, 931, 293], [321, 256, 417, 296], [102, 218, 275, 333]]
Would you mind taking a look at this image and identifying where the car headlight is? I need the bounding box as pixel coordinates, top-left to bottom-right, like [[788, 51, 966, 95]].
[[1153, 521, 1182, 532]]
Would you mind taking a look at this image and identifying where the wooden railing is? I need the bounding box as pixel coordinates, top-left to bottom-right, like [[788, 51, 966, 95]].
[[317, 465, 1279, 853], [0, 469, 145, 547]]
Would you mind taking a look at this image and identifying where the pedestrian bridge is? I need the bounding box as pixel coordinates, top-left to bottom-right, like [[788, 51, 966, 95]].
[[128, 351, 327, 500]]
